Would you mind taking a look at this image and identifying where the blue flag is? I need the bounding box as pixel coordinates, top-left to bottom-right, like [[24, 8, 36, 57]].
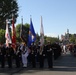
[[28, 18, 36, 46]]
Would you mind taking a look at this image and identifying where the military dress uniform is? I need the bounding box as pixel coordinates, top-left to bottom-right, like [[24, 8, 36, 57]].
[[14, 45, 21, 68], [0, 44, 6, 68], [37, 43, 46, 68], [30, 44, 36, 68], [46, 42, 53, 68], [35, 44, 40, 63], [52, 43, 58, 60], [39, 47, 45, 68], [6, 45, 14, 68], [52, 43, 61, 60]]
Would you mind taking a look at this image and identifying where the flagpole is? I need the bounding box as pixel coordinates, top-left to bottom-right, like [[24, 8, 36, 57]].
[[30, 15, 32, 18], [20, 16, 23, 41], [20, 16, 28, 44], [30, 15, 32, 23], [20, 16, 23, 38]]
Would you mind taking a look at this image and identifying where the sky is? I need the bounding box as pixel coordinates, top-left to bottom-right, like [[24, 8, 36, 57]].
[[16, 0, 76, 38]]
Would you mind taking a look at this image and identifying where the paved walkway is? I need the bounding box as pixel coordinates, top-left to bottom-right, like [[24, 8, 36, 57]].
[[1, 51, 76, 75]]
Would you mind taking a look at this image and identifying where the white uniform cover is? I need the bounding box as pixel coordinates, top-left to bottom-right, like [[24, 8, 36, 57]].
[[21, 44, 29, 67]]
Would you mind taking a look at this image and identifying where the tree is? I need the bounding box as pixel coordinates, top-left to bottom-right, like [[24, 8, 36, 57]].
[[45, 36, 59, 44], [15, 24, 21, 42], [0, 29, 5, 43], [0, 0, 18, 29], [69, 34, 76, 44]]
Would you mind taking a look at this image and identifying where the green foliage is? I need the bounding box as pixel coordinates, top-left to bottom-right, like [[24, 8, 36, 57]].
[[45, 36, 59, 44], [69, 34, 76, 44], [16, 24, 20, 42], [0, 0, 18, 29], [0, 29, 5, 43]]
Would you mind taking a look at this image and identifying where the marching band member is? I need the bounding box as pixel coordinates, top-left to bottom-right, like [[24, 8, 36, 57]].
[[6, 44, 14, 68], [29, 43, 36, 68], [38, 42, 46, 68], [0, 43, 6, 68], [46, 41, 53, 68], [21, 43, 29, 68], [14, 44, 21, 68]]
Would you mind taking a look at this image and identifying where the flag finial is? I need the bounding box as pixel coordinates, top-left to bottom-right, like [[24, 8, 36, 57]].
[[30, 15, 32, 18], [30, 15, 32, 21], [21, 16, 23, 25]]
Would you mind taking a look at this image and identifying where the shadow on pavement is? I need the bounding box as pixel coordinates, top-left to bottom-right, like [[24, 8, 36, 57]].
[[0, 51, 76, 75]]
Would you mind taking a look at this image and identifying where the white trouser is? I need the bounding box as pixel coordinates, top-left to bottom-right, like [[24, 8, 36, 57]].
[[22, 52, 28, 67]]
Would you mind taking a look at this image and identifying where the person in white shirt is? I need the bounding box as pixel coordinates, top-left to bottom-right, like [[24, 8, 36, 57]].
[[63, 45, 66, 54], [20, 43, 29, 68]]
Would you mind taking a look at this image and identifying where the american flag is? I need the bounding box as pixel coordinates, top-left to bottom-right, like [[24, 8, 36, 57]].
[[5, 20, 11, 47]]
